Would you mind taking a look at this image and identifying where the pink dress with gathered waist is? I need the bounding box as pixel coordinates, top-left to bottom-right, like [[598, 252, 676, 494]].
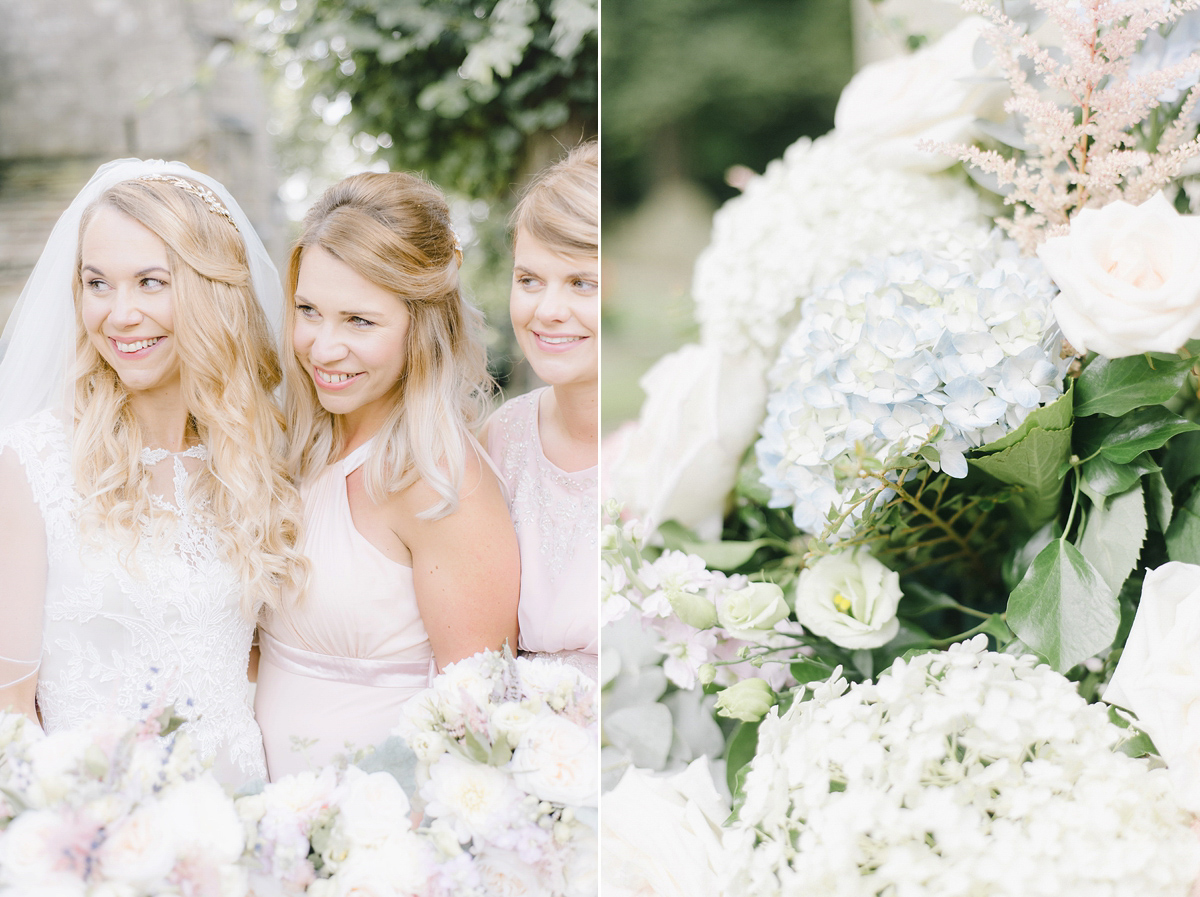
[[487, 388, 598, 678], [254, 438, 434, 780]]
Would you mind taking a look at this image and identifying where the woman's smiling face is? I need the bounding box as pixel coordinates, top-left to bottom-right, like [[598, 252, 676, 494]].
[[291, 244, 411, 432], [79, 206, 181, 397], [509, 229, 598, 390]]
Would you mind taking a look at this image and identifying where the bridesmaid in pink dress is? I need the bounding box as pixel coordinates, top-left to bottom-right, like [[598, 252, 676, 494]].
[[255, 172, 520, 779], [486, 142, 599, 678]]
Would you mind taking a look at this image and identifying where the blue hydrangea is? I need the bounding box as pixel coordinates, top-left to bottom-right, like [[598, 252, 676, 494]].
[[755, 237, 1069, 537]]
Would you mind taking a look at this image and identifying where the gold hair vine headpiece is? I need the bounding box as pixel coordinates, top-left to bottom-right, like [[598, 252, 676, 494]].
[[136, 174, 240, 233]]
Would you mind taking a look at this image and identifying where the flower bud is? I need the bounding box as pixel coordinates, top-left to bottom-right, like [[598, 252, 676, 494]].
[[668, 588, 719, 630], [697, 663, 718, 686], [715, 678, 775, 722], [718, 582, 790, 634]]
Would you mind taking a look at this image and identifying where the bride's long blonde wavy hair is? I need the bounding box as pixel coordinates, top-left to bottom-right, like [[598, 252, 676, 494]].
[[72, 177, 307, 619], [284, 171, 492, 518]]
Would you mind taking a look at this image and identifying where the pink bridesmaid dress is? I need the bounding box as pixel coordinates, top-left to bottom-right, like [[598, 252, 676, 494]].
[[487, 388, 598, 678], [254, 438, 435, 780]]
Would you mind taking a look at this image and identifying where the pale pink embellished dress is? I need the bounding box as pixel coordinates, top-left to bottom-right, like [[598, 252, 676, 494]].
[[487, 388, 598, 678], [254, 438, 435, 780]]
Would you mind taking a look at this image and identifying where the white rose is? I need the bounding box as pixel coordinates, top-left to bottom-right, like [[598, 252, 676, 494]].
[[604, 344, 768, 541], [717, 582, 790, 636], [475, 847, 547, 896], [95, 803, 177, 889], [421, 754, 522, 842], [261, 766, 339, 824], [0, 809, 87, 890], [158, 776, 245, 865], [324, 836, 432, 897], [511, 715, 598, 808], [834, 17, 1008, 172], [1105, 562, 1200, 811], [794, 549, 902, 649], [1038, 192, 1200, 357], [334, 767, 413, 848], [600, 759, 729, 897], [490, 702, 538, 743]]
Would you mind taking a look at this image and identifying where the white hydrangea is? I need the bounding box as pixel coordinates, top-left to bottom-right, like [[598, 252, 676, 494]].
[[756, 239, 1069, 536], [692, 131, 996, 359], [724, 637, 1200, 897]]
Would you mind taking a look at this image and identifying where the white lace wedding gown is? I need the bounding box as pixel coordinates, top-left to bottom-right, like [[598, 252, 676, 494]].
[[0, 411, 267, 786]]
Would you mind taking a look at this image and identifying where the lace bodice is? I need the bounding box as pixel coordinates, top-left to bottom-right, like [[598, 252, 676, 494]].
[[0, 411, 266, 785], [487, 389, 598, 661]]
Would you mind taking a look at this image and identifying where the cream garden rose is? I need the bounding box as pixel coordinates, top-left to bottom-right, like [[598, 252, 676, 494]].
[[795, 549, 902, 649], [1037, 192, 1200, 357], [604, 343, 768, 541], [1104, 562, 1200, 812], [834, 17, 1008, 172], [511, 715, 598, 807]]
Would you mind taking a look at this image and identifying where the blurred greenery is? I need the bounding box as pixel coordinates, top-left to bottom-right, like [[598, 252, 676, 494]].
[[601, 0, 854, 430], [601, 0, 854, 213]]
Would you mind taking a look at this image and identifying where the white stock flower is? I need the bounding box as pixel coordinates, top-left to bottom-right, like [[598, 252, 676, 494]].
[[511, 715, 598, 807], [1038, 192, 1200, 357], [835, 17, 1008, 172], [1105, 562, 1200, 811], [794, 549, 902, 650], [605, 343, 769, 540], [601, 758, 729, 897], [692, 131, 994, 359]]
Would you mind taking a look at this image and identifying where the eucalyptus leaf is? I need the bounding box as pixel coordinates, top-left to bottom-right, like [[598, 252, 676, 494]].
[[1166, 486, 1200, 565], [1074, 352, 1194, 417], [1006, 539, 1119, 673], [1078, 483, 1146, 594], [354, 736, 419, 796], [969, 424, 1071, 526]]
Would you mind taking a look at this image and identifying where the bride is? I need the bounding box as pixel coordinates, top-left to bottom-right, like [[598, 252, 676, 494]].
[[0, 159, 305, 786]]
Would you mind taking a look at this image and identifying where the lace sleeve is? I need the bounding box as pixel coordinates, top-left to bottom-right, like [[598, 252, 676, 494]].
[[0, 442, 47, 710]]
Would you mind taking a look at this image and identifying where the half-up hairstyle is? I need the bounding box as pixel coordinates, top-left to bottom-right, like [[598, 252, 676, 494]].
[[510, 140, 598, 258], [284, 171, 492, 518], [72, 177, 308, 619]]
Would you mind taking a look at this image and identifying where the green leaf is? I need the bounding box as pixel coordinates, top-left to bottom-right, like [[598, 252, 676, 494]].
[[1166, 486, 1200, 564], [1080, 453, 1160, 503], [789, 657, 840, 685], [898, 582, 960, 616], [725, 720, 761, 816], [1090, 406, 1200, 463], [1074, 352, 1194, 417], [656, 519, 701, 552], [1078, 483, 1146, 594], [969, 424, 1071, 527], [687, 539, 774, 571], [1006, 539, 1119, 673], [978, 386, 1073, 454], [1144, 468, 1174, 532], [1163, 430, 1200, 492], [354, 736, 419, 797], [979, 613, 1015, 645], [1002, 522, 1059, 591]]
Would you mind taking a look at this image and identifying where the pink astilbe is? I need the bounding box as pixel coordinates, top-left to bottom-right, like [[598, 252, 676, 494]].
[[930, 0, 1200, 253]]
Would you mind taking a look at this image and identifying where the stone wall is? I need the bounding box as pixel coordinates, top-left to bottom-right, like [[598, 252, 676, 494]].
[[0, 0, 282, 330]]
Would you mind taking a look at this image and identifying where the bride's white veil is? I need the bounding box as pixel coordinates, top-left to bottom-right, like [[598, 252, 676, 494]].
[[0, 157, 285, 693]]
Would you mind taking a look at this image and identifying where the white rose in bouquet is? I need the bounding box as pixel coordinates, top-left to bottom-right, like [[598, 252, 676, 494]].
[[511, 714, 598, 807], [600, 758, 729, 897], [795, 549, 902, 649], [475, 846, 546, 896], [334, 767, 413, 849], [0, 808, 90, 891], [1038, 192, 1200, 357], [158, 775, 245, 866], [605, 343, 768, 541], [95, 802, 177, 890], [1105, 562, 1200, 811], [835, 17, 1008, 172], [422, 754, 523, 843]]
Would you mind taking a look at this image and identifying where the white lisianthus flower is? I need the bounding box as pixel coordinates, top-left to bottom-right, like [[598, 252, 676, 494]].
[[1105, 562, 1200, 811], [795, 549, 902, 649], [605, 344, 769, 541], [835, 17, 1008, 172], [422, 754, 523, 843], [601, 758, 730, 897], [511, 715, 598, 807], [333, 767, 413, 849], [95, 802, 177, 890], [1038, 192, 1200, 357], [714, 678, 776, 723], [717, 582, 791, 637]]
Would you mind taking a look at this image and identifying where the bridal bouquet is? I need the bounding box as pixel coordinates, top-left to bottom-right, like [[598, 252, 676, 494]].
[[0, 709, 248, 896], [395, 649, 599, 897], [603, 0, 1200, 877]]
